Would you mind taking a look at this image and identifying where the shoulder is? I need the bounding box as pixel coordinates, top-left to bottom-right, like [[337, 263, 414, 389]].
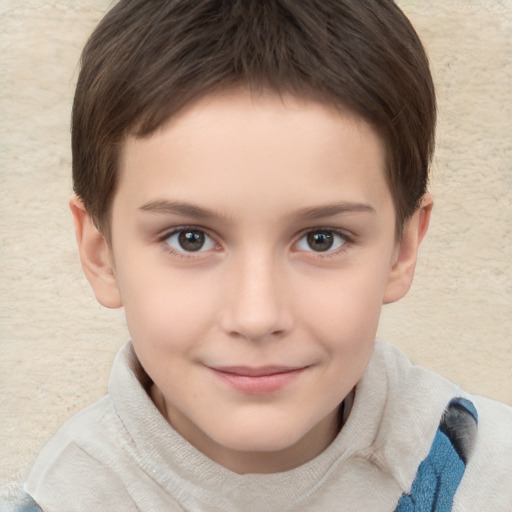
[[24, 396, 137, 511], [372, 340, 512, 510], [454, 393, 512, 511], [27, 395, 117, 475], [363, 341, 467, 487]]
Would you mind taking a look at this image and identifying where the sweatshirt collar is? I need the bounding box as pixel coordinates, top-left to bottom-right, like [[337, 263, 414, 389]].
[[108, 339, 454, 510]]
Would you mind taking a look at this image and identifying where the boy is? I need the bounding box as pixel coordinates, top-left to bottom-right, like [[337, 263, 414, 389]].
[[15, 0, 512, 510]]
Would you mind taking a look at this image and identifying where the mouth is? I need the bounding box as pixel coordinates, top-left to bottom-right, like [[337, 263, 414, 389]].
[[208, 366, 308, 394]]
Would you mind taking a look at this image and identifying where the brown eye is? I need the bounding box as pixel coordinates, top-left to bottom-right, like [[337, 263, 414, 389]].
[[296, 230, 347, 253], [306, 231, 334, 252], [165, 229, 215, 253], [178, 230, 205, 251]]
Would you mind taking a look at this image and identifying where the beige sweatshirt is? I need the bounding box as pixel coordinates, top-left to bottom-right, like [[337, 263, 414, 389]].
[[25, 340, 512, 512]]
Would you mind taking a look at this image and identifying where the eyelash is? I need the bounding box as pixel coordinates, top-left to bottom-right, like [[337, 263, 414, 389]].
[[158, 225, 219, 259], [158, 226, 353, 260], [295, 228, 352, 259]]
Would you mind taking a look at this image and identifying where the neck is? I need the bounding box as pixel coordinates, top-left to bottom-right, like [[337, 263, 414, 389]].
[[151, 384, 349, 474]]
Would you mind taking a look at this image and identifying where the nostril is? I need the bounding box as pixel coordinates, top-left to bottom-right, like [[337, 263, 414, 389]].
[[222, 311, 292, 342], [227, 326, 287, 343]]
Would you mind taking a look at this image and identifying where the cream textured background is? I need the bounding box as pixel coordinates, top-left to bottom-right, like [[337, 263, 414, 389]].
[[1, 0, 511, 490]]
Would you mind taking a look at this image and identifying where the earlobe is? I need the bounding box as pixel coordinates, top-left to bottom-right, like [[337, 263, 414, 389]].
[[383, 194, 433, 304], [69, 196, 123, 309]]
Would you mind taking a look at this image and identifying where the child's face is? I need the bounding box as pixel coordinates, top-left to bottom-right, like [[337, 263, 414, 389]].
[[77, 89, 428, 473]]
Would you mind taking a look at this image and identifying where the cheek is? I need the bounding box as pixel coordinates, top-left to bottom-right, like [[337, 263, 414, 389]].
[[116, 261, 218, 352], [299, 264, 389, 349], [300, 271, 387, 403]]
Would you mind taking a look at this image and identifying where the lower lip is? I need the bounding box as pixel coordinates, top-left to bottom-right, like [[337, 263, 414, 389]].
[[210, 368, 306, 394]]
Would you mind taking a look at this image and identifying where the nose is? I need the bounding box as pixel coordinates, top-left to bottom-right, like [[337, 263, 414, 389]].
[[219, 252, 293, 342]]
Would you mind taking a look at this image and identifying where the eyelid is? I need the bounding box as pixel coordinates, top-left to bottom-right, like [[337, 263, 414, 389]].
[[159, 225, 221, 256], [294, 227, 353, 256], [156, 225, 353, 260]]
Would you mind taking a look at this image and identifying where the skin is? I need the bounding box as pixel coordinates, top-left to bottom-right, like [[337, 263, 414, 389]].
[[71, 89, 432, 474]]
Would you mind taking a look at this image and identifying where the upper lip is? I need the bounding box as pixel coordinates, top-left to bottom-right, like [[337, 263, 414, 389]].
[[210, 366, 306, 377]]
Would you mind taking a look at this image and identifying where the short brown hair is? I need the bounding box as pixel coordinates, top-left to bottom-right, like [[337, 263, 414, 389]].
[[72, 0, 436, 236]]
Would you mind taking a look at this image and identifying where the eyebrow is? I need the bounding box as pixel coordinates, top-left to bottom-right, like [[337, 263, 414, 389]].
[[294, 202, 376, 221], [138, 199, 224, 220], [138, 199, 376, 221]]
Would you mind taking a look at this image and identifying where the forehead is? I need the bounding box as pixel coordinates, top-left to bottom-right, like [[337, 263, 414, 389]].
[[116, 89, 392, 221]]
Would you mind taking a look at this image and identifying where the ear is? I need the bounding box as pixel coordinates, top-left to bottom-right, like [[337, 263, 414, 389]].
[[69, 196, 123, 309], [383, 194, 433, 304]]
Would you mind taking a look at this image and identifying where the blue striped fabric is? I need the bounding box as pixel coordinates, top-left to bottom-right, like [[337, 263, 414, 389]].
[[395, 398, 478, 512]]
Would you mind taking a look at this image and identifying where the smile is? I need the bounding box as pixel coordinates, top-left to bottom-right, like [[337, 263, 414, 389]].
[[208, 366, 308, 394]]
